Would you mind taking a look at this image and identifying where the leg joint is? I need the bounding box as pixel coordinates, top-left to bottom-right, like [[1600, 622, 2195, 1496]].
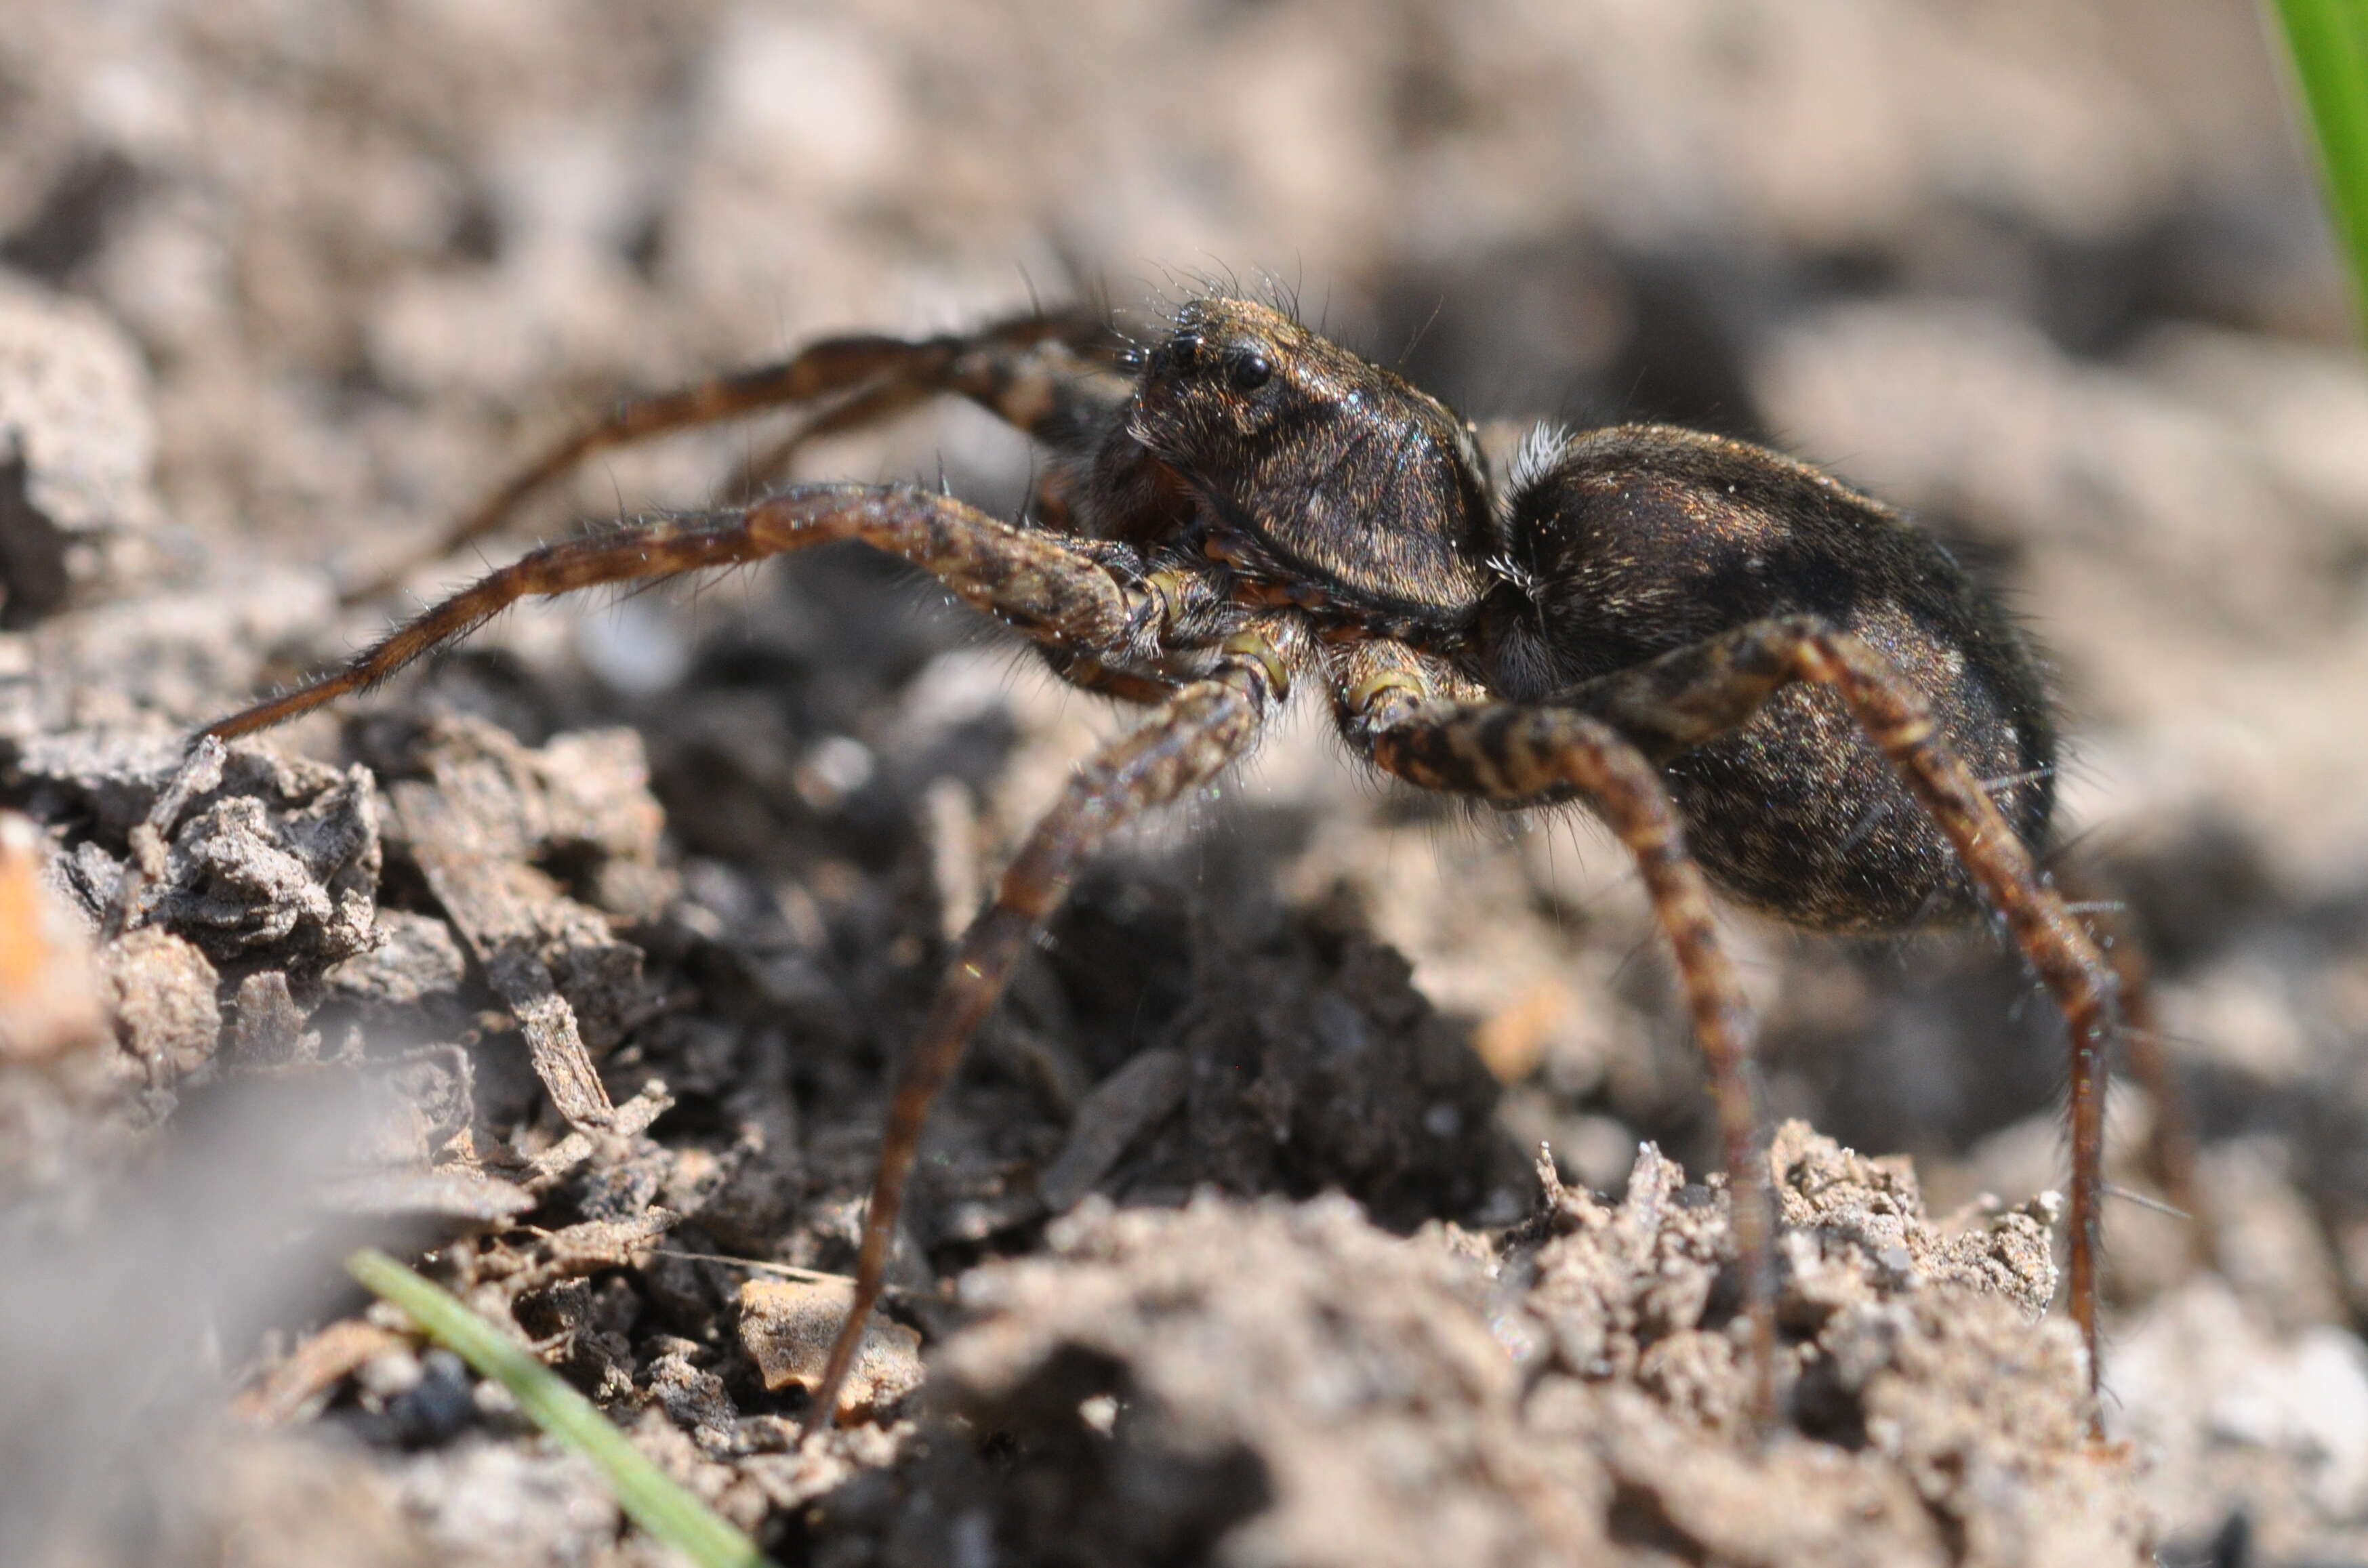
[[1221, 629, 1292, 701]]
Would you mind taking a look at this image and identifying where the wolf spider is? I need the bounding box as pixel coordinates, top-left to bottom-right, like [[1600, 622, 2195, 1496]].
[[209, 293, 2131, 1432]]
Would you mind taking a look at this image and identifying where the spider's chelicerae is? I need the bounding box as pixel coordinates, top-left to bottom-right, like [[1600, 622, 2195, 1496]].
[[208, 294, 2122, 1431]]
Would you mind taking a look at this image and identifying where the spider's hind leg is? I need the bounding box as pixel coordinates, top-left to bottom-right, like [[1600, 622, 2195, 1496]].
[[1550, 613, 2119, 1414], [347, 309, 1126, 602], [2062, 883, 2211, 1271]]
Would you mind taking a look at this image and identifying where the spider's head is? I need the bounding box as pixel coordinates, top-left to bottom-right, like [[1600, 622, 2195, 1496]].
[[1124, 297, 1495, 623]]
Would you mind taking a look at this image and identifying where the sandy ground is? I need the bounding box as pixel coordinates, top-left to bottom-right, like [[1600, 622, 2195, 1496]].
[[4, 1, 2368, 1563]]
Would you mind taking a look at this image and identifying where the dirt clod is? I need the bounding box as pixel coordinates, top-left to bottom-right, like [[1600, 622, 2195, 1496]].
[[914, 1127, 2142, 1568], [0, 274, 165, 625], [96, 926, 217, 1079]]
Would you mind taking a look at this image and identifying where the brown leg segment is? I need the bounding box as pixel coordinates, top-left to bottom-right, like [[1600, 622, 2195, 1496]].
[[1551, 613, 2119, 1409], [205, 483, 1152, 741], [733, 317, 1141, 506], [344, 312, 1121, 603], [1330, 638, 1779, 1427], [2065, 889, 2211, 1269], [804, 641, 1286, 1432]]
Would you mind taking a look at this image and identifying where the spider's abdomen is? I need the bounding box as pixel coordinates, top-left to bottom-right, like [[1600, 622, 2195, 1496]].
[[1489, 425, 2057, 934]]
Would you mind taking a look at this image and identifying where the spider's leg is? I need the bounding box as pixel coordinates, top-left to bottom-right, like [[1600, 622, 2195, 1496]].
[[346, 310, 1122, 603], [1330, 638, 1778, 1428], [1549, 612, 2117, 1414], [2063, 888, 2209, 1268], [804, 627, 1292, 1432], [205, 482, 1159, 741], [728, 323, 1138, 511]]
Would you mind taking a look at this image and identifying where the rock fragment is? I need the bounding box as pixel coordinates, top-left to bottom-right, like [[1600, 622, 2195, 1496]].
[[738, 1276, 924, 1422], [17, 735, 381, 977], [146, 755, 379, 974], [323, 909, 467, 1011]]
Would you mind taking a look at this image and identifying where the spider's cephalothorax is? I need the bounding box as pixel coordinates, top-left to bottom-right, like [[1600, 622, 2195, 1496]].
[[206, 293, 2120, 1435], [1093, 298, 1498, 630]]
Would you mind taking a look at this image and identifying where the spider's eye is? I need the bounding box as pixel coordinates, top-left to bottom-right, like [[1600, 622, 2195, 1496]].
[[1228, 348, 1274, 392]]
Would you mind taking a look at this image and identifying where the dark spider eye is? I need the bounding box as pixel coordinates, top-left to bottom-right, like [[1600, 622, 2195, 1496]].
[[1229, 349, 1273, 391]]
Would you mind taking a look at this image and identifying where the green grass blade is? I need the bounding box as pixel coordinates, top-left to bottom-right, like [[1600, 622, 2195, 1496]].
[[2270, 0, 2368, 333], [346, 1247, 777, 1568]]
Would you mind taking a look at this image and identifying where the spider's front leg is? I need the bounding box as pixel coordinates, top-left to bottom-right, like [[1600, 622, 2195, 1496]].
[[345, 309, 1125, 602], [804, 621, 1297, 1432], [1330, 638, 1780, 1426], [205, 483, 1166, 741], [1553, 613, 2119, 1405]]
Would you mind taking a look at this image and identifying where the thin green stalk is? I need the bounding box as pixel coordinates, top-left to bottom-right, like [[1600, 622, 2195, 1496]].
[[2270, 0, 2368, 334], [346, 1247, 777, 1568]]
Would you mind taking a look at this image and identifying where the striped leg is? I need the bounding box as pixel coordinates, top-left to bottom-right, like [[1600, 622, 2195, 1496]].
[[344, 310, 1123, 602], [205, 482, 1156, 741], [804, 636, 1290, 1431], [725, 331, 1135, 522], [2066, 890, 2210, 1270], [1543, 613, 2118, 1412], [1332, 640, 1780, 1426]]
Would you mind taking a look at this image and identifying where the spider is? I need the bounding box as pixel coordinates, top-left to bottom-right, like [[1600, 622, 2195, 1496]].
[[207, 293, 2125, 1433]]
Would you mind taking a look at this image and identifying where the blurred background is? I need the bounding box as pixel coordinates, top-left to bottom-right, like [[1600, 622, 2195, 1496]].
[[5, 0, 2368, 1563]]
